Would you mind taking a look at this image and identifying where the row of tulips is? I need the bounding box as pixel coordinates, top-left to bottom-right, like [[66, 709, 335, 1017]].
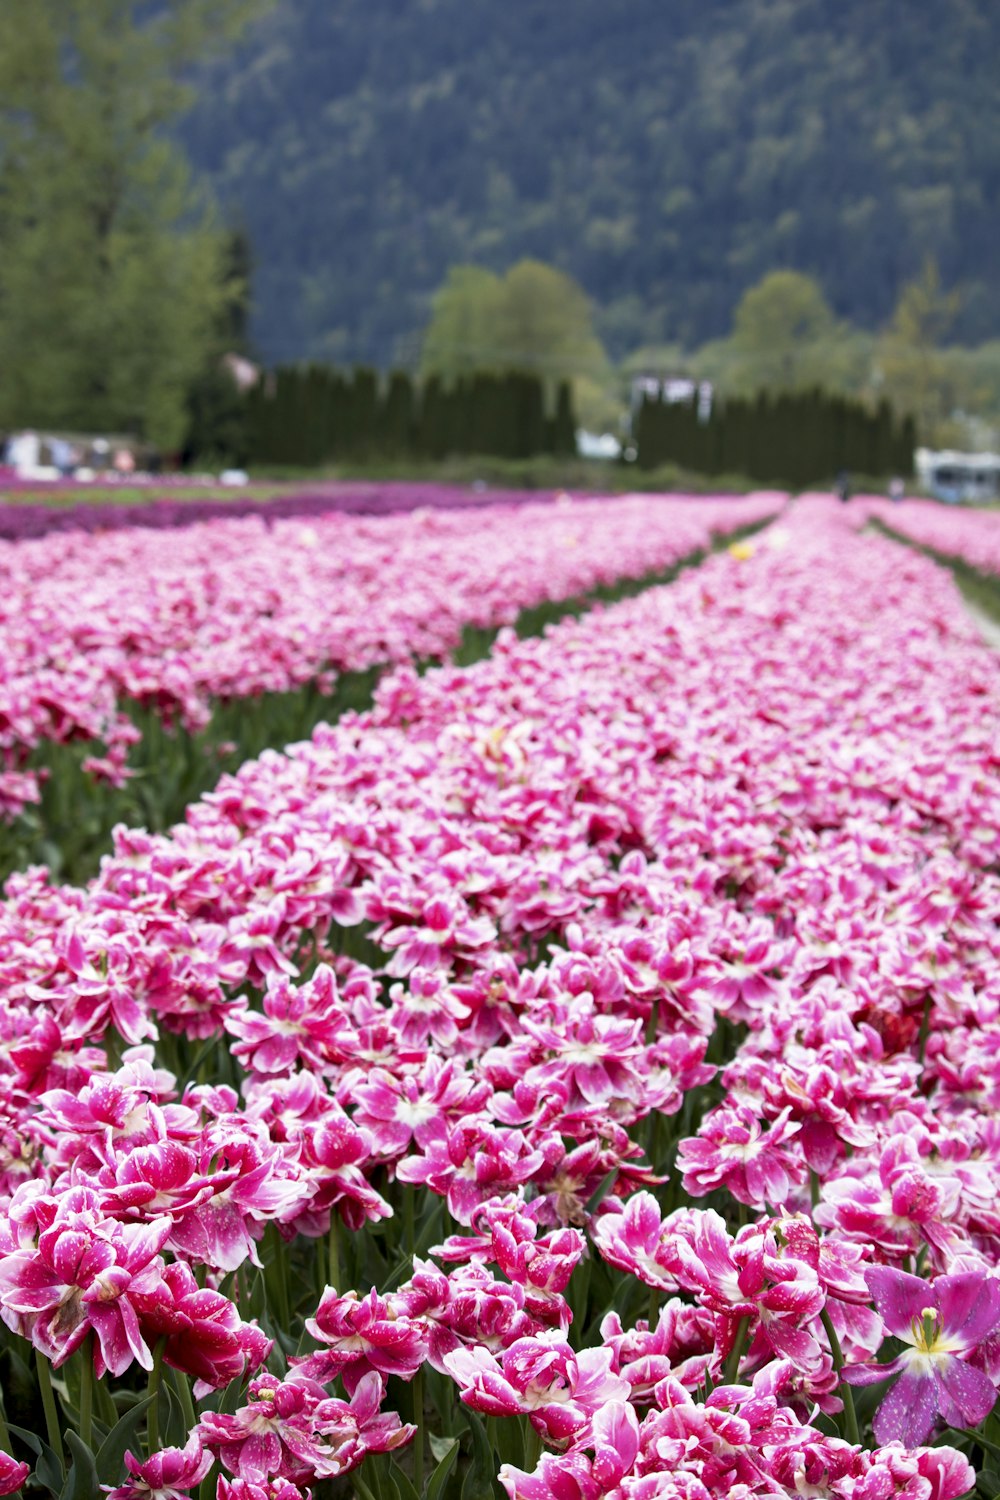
[[0, 500, 998, 1500], [0, 490, 779, 826], [863, 497, 1000, 579]]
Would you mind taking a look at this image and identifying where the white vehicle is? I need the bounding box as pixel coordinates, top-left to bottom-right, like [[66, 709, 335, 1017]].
[[4, 431, 58, 479], [915, 447, 1000, 503], [576, 430, 622, 460]]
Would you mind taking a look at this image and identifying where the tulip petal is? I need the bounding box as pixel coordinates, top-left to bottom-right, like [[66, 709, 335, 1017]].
[[937, 1273, 1000, 1345], [873, 1369, 939, 1448], [936, 1356, 999, 1428], [865, 1266, 933, 1338]]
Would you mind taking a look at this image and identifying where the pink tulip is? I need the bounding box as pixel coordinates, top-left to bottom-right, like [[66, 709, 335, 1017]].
[[0, 1192, 171, 1374], [0, 1452, 30, 1496], [677, 1103, 805, 1208], [298, 1287, 428, 1391], [103, 1435, 212, 1500], [132, 1260, 271, 1394], [444, 1335, 629, 1444]]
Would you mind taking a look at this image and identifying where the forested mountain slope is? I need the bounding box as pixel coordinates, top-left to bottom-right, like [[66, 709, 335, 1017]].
[[182, 0, 1000, 365]]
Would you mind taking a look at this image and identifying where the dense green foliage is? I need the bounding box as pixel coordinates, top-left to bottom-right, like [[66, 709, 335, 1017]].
[[635, 389, 915, 486], [422, 263, 605, 379], [243, 366, 576, 466], [0, 0, 265, 449], [623, 260, 1000, 449], [180, 0, 1000, 366], [420, 260, 615, 431], [690, 273, 867, 398]]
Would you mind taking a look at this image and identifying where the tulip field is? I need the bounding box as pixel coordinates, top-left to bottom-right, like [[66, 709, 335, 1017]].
[[0, 490, 780, 798], [0, 489, 999, 1500], [0, 490, 777, 882]]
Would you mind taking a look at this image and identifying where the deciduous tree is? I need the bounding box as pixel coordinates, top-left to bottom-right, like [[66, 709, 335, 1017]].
[[420, 258, 609, 426], [0, 0, 268, 450], [876, 259, 961, 442]]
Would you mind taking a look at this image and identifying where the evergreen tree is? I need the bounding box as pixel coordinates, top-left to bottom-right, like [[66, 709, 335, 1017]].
[[350, 368, 379, 456], [635, 392, 670, 471], [379, 372, 417, 456], [183, 366, 249, 468], [551, 382, 577, 457], [417, 375, 447, 459], [635, 384, 911, 487], [511, 373, 547, 458]]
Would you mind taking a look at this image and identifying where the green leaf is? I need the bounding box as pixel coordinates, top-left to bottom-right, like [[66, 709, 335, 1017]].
[[218, 1375, 245, 1415], [958, 1429, 1000, 1464], [59, 1430, 100, 1500], [159, 1376, 189, 1449], [429, 1434, 458, 1464], [374, 1459, 400, 1500], [462, 1413, 498, 1500], [0, 1344, 37, 1420], [8, 1420, 62, 1491], [6, 1426, 43, 1458], [7, 1421, 65, 1496], [94, 1397, 155, 1487], [426, 1437, 460, 1500], [584, 1166, 619, 1215], [389, 1455, 421, 1500]]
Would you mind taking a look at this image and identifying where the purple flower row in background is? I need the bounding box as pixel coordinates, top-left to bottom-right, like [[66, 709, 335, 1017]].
[[0, 479, 588, 543]]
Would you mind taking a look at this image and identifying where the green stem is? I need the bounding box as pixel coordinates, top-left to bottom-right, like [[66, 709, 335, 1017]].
[[723, 1315, 750, 1386], [404, 1188, 416, 1259], [809, 1168, 820, 1210], [79, 1336, 94, 1450], [147, 1338, 166, 1456], [268, 1224, 291, 1333], [521, 1418, 542, 1474], [316, 1228, 328, 1302], [821, 1308, 861, 1446], [328, 1211, 341, 1292], [411, 1366, 425, 1495], [917, 989, 933, 1069], [94, 1372, 117, 1428], [35, 1350, 64, 1471], [103, 1027, 123, 1072]]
